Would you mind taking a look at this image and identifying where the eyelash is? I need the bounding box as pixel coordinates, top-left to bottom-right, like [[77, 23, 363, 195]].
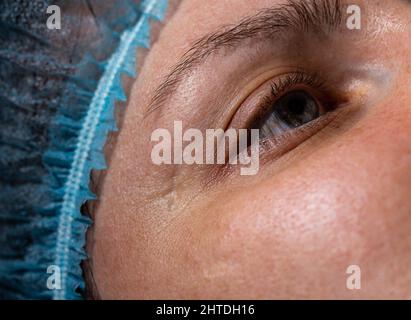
[[247, 71, 337, 129], [270, 72, 326, 98], [210, 71, 345, 181]]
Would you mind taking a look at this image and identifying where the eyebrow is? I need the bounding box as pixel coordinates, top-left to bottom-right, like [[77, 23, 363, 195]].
[[145, 0, 343, 116]]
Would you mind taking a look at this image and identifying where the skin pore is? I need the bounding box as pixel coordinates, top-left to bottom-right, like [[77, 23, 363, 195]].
[[88, 0, 411, 299]]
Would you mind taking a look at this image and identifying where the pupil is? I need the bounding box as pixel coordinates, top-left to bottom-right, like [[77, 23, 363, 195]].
[[277, 90, 319, 127], [288, 95, 306, 115]]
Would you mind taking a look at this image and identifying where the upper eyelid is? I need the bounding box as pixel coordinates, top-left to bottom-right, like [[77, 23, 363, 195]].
[[269, 72, 327, 98], [143, 0, 345, 119], [234, 70, 343, 131], [249, 76, 325, 126]]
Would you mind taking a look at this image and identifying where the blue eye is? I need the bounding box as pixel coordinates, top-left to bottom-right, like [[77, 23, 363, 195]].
[[258, 90, 322, 139]]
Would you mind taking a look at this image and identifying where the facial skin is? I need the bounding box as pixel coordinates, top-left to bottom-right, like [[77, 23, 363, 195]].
[[88, 0, 411, 299]]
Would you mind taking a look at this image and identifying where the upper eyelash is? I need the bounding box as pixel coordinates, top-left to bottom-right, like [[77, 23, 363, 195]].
[[270, 72, 327, 99], [247, 71, 333, 130]]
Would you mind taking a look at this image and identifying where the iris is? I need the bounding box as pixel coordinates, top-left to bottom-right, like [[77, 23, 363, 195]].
[[259, 90, 321, 139]]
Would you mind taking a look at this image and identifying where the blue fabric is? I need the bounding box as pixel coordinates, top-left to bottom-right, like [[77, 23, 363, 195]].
[[0, 0, 168, 299]]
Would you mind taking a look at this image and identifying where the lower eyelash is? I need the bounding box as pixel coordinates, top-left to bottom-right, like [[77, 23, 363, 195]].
[[257, 106, 346, 163]]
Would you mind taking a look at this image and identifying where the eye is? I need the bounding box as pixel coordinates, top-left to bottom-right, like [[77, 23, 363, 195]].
[[257, 90, 324, 139], [231, 72, 343, 151]]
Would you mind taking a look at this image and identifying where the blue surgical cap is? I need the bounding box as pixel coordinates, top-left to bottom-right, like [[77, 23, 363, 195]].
[[0, 0, 168, 299]]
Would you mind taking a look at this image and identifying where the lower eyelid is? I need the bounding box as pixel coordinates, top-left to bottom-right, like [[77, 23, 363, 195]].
[[257, 106, 347, 164], [202, 104, 353, 188]]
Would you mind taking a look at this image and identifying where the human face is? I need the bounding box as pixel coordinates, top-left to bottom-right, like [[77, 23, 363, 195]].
[[88, 0, 411, 299]]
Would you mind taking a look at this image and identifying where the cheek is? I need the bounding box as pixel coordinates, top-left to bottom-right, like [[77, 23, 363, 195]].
[[94, 90, 411, 299], [148, 108, 411, 299], [163, 178, 359, 299]]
